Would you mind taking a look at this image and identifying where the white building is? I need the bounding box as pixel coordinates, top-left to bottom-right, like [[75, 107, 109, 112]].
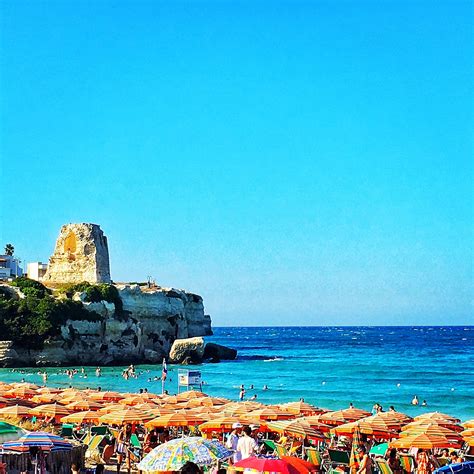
[[27, 262, 48, 281], [0, 255, 24, 280]]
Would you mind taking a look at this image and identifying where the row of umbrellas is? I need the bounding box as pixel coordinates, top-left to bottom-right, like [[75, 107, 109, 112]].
[[0, 382, 473, 449]]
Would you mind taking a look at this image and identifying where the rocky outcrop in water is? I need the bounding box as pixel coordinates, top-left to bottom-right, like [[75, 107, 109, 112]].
[[0, 284, 214, 367]]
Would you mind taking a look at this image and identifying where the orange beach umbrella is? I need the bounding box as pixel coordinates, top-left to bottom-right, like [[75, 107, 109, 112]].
[[146, 412, 205, 428], [391, 433, 460, 449]]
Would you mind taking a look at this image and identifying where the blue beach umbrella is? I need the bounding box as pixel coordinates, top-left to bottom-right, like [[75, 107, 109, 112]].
[[434, 462, 474, 474], [2, 431, 72, 452]]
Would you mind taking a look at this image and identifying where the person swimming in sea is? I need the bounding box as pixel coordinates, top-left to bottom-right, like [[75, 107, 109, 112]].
[[411, 395, 419, 405]]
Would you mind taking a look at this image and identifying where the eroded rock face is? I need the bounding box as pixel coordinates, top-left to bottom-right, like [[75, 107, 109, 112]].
[[117, 285, 212, 356], [43, 223, 111, 284], [169, 337, 205, 364]]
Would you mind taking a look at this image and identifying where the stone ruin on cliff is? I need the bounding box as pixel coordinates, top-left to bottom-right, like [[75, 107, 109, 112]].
[[43, 223, 111, 284]]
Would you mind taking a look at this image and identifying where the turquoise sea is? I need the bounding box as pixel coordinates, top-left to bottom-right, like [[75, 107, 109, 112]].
[[1, 326, 473, 421]]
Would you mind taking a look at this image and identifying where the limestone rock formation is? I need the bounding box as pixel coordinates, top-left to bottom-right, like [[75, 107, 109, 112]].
[[44, 223, 111, 284], [169, 337, 205, 364]]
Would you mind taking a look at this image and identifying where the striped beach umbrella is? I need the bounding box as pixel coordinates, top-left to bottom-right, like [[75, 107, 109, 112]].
[[265, 420, 324, 440], [390, 433, 460, 449], [279, 401, 326, 416], [60, 410, 101, 424], [2, 431, 72, 452], [463, 420, 474, 429], [0, 404, 31, 417], [414, 412, 461, 424], [199, 416, 244, 432], [29, 403, 71, 419], [176, 391, 209, 402], [99, 408, 154, 425], [137, 436, 232, 472], [401, 422, 461, 441], [242, 407, 294, 422], [349, 426, 363, 474], [146, 412, 205, 428], [64, 399, 103, 411]]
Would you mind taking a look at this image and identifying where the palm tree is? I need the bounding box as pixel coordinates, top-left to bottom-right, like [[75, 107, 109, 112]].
[[4, 244, 14, 256]]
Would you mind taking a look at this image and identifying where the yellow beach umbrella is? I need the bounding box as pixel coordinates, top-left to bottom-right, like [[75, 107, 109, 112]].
[[30, 403, 71, 418], [176, 391, 209, 401], [265, 420, 324, 440], [414, 412, 460, 424], [99, 408, 154, 425], [400, 423, 461, 441], [463, 420, 474, 429], [146, 412, 205, 428], [279, 401, 325, 416], [65, 399, 104, 411], [461, 428, 474, 437], [0, 404, 32, 417], [199, 416, 244, 432], [61, 410, 101, 424], [241, 408, 294, 422], [391, 433, 460, 449]]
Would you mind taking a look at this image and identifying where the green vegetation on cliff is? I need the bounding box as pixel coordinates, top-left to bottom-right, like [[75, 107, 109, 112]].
[[58, 282, 123, 311], [0, 278, 110, 350]]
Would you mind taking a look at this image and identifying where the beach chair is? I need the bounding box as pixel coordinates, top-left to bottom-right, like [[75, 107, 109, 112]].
[[327, 449, 351, 468], [263, 439, 276, 454], [289, 441, 303, 456], [399, 454, 415, 473], [275, 443, 289, 458], [60, 423, 74, 438], [91, 425, 108, 435], [376, 459, 393, 474], [306, 447, 323, 469]]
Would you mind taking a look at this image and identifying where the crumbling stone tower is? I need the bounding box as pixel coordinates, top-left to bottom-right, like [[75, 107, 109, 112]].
[[43, 223, 111, 284]]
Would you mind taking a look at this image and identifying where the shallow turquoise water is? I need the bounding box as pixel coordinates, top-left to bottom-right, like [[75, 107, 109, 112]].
[[1, 326, 473, 421]]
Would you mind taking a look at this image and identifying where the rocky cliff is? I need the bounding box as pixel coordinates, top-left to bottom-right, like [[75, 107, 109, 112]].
[[0, 284, 212, 367]]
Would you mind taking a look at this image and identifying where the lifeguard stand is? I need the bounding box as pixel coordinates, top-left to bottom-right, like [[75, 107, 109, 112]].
[[177, 369, 203, 393]]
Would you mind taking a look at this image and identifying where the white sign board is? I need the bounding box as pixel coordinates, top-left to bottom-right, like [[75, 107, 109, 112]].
[[178, 370, 201, 386]]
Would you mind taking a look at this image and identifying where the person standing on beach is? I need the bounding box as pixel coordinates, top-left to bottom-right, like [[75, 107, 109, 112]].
[[226, 423, 243, 463], [356, 446, 372, 474], [237, 426, 257, 460], [416, 449, 433, 474]]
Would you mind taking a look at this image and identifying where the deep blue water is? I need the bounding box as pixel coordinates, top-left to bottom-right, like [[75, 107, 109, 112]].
[[1, 326, 473, 421]]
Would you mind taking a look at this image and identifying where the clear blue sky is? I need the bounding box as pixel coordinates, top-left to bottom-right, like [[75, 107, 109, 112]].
[[1, 1, 472, 326]]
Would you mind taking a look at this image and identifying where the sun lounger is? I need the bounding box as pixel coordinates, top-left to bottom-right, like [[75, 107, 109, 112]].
[[376, 459, 393, 474], [263, 439, 276, 453], [60, 423, 74, 438], [327, 449, 351, 467], [305, 447, 323, 469], [275, 443, 289, 457], [91, 425, 108, 435], [399, 454, 415, 473]]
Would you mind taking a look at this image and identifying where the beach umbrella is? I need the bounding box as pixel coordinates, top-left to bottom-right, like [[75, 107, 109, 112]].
[[461, 429, 474, 437], [99, 408, 154, 425], [279, 401, 325, 416], [390, 434, 460, 449], [199, 416, 244, 432], [463, 420, 474, 429], [0, 397, 10, 407], [146, 412, 205, 428], [349, 426, 363, 474], [0, 404, 32, 417], [0, 422, 27, 443], [242, 408, 294, 422], [299, 416, 332, 433], [463, 437, 474, 447], [434, 461, 474, 474], [89, 391, 124, 401], [281, 455, 320, 473], [29, 403, 71, 419], [234, 456, 310, 474], [60, 410, 101, 424], [182, 397, 227, 408], [331, 419, 398, 439], [119, 395, 152, 406], [64, 399, 103, 411], [2, 431, 72, 452], [402, 420, 463, 434], [320, 408, 370, 425], [415, 412, 461, 424], [137, 436, 232, 472], [376, 411, 412, 426], [31, 394, 58, 404], [35, 387, 61, 394], [4, 387, 36, 399], [265, 420, 324, 440], [401, 423, 461, 441], [223, 402, 264, 416], [176, 391, 209, 401]]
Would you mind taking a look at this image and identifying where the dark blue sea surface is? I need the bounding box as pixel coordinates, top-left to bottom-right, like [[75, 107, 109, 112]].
[[1, 327, 473, 420]]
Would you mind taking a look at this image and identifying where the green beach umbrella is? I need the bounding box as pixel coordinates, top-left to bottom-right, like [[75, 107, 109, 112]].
[[0, 421, 27, 443]]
